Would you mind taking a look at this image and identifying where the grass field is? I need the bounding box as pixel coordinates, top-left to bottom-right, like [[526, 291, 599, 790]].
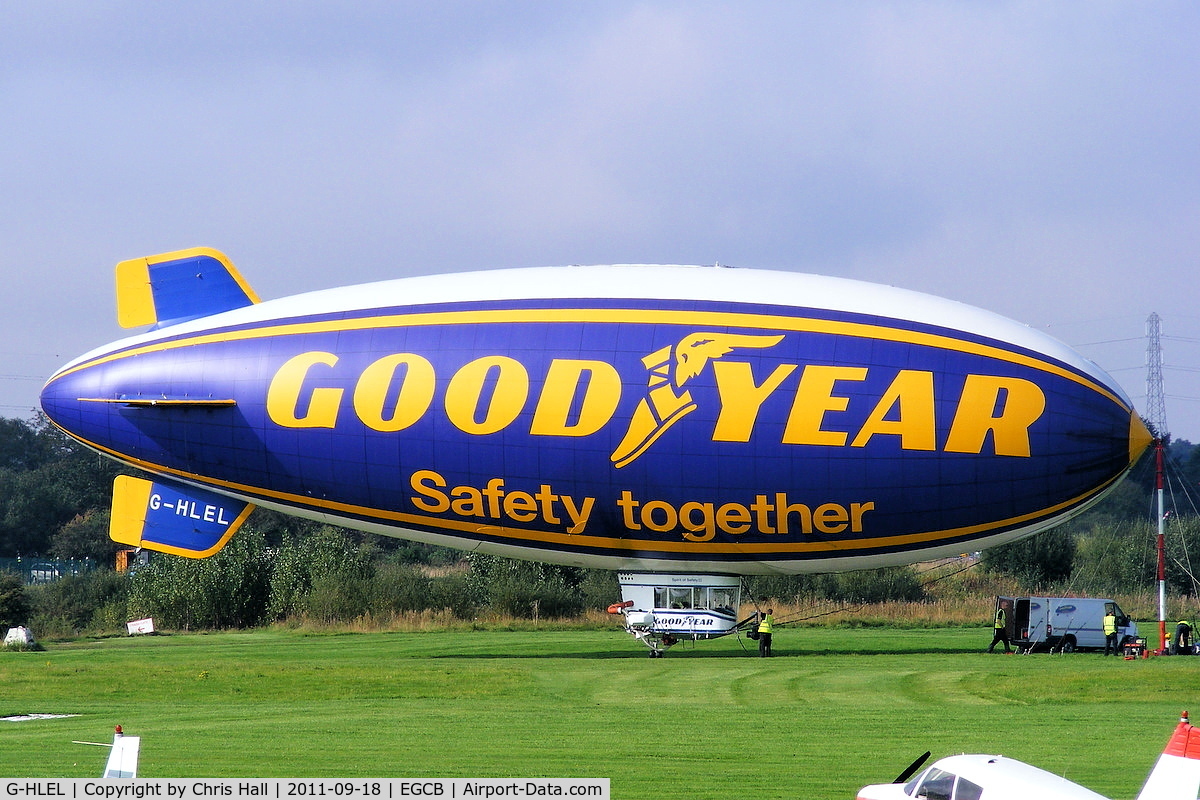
[[1, 627, 1196, 799]]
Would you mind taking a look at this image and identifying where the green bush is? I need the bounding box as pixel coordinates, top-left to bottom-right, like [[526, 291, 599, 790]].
[[426, 572, 475, 618], [982, 528, 1076, 588], [91, 599, 130, 632], [128, 528, 272, 629], [0, 571, 30, 629], [467, 554, 585, 619], [748, 568, 928, 605], [369, 563, 432, 614], [748, 574, 838, 604], [579, 569, 620, 612], [306, 573, 374, 623], [832, 566, 926, 604], [26, 569, 128, 634], [268, 526, 374, 620]]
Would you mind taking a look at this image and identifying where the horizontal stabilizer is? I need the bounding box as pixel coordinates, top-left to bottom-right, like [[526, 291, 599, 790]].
[[1137, 711, 1200, 800], [103, 734, 140, 779], [116, 247, 260, 329], [110, 475, 254, 558]]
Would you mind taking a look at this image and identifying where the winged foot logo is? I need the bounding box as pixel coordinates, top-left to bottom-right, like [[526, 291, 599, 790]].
[[610, 332, 785, 467]]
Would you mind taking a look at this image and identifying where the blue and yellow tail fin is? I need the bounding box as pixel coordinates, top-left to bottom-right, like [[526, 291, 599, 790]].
[[110, 475, 254, 558], [115, 247, 260, 329]]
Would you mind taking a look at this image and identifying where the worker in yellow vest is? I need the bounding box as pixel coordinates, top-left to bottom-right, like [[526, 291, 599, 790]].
[[1103, 610, 1119, 655], [988, 601, 1011, 654], [757, 609, 774, 657]]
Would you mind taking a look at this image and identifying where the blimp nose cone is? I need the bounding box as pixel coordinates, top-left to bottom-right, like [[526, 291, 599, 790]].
[[40, 354, 123, 450], [1129, 412, 1155, 465], [40, 366, 89, 440]]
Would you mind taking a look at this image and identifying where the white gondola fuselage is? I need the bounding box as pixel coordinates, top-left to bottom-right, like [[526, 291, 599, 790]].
[[616, 573, 744, 655]]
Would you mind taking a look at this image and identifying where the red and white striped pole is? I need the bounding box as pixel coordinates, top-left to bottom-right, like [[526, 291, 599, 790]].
[[1156, 438, 1167, 653]]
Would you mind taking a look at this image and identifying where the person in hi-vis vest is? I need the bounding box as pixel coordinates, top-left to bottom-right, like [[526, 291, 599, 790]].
[[757, 609, 774, 657], [1103, 609, 1119, 655], [988, 601, 1011, 654]]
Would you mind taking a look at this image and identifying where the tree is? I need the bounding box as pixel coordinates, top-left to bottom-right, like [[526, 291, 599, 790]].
[[1180, 442, 1200, 498], [578, 569, 620, 611], [982, 528, 1076, 588], [0, 572, 30, 628], [268, 525, 375, 620], [0, 415, 124, 558], [748, 574, 839, 604], [1071, 520, 1157, 595], [833, 566, 926, 603], [50, 509, 117, 564], [0, 417, 54, 471], [466, 554, 585, 618], [127, 528, 272, 629], [25, 570, 128, 633]]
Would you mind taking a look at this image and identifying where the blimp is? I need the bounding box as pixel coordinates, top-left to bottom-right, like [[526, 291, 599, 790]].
[[41, 248, 1152, 653]]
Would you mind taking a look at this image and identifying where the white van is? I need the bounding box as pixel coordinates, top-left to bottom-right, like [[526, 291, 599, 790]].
[[996, 596, 1138, 652]]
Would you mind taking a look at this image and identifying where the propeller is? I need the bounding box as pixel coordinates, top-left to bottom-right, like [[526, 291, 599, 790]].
[[893, 751, 931, 784]]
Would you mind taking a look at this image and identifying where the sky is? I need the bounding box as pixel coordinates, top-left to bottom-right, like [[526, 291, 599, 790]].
[[2, 2, 1198, 440]]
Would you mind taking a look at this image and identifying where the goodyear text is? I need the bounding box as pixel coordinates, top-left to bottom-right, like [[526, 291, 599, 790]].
[[265, 343, 1047, 462]]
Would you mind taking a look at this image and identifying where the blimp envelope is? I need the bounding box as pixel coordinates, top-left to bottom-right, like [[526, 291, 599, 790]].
[[41, 251, 1153, 574]]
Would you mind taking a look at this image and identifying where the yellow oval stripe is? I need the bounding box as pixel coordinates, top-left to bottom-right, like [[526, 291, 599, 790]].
[[51, 306, 1129, 409]]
